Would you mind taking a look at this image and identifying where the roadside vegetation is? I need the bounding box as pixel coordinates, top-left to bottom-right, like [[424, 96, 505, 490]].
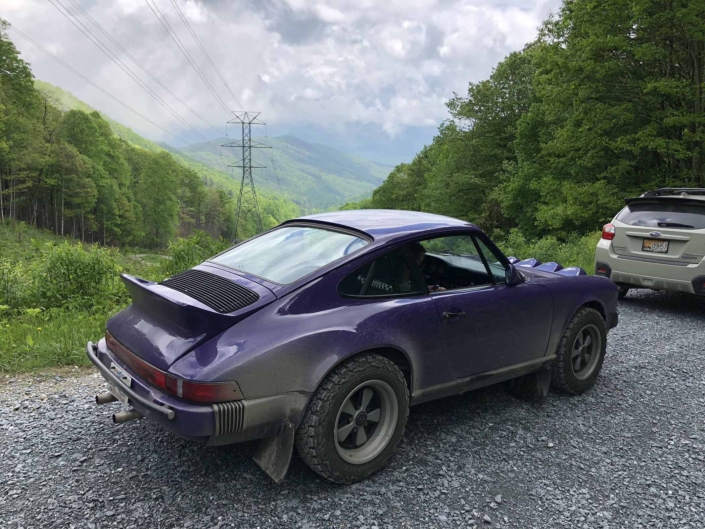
[[3, 0, 704, 372], [0, 223, 218, 372], [0, 223, 151, 372], [346, 0, 705, 263], [0, 20, 298, 250]]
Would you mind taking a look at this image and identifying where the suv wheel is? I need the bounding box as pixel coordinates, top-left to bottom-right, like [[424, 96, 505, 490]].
[[295, 354, 409, 484], [617, 284, 630, 300], [551, 307, 607, 394]]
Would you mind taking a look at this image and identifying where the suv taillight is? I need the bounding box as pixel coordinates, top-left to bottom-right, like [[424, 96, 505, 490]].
[[602, 223, 616, 240]]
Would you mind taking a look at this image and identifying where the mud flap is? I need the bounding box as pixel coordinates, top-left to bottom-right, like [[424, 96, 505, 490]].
[[253, 419, 295, 483], [507, 365, 552, 401]]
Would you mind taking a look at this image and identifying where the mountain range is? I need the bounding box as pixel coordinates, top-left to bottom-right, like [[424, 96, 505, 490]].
[[35, 81, 391, 211]]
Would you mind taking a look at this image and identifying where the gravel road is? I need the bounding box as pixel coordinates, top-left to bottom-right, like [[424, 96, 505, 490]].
[[2, 290, 704, 529]]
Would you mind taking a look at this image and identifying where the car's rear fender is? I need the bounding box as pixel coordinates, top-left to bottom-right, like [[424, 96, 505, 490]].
[[168, 263, 452, 406]]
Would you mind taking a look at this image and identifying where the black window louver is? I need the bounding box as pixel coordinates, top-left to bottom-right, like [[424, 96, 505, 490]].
[[160, 269, 259, 314]]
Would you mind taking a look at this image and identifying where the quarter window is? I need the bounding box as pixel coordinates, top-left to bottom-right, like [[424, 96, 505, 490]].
[[338, 247, 424, 297]]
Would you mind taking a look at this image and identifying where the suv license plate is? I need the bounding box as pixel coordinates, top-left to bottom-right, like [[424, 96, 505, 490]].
[[643, 239, 669, 253]]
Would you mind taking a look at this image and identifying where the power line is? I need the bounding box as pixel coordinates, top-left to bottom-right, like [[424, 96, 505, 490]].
[[144, 0, 231, 114], [168, 0, 243, 109], [48, 0, 221, 153], [210, 13, 238, 72], [8, 25, 189, 144], [65, 0, 222, 135], [264, 123, 284, 194]]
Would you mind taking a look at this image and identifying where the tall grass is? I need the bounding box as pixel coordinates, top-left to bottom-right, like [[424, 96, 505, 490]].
[[0, 229, 225, 372]]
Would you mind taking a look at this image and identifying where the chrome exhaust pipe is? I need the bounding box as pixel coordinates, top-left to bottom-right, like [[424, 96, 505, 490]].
[[96, 392, 118, 405], [112, 410, 143, 424]]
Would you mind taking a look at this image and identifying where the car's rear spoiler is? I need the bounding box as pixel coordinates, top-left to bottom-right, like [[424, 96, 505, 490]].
[[625, 196, 705, 207], [120, 274, 236, 335]]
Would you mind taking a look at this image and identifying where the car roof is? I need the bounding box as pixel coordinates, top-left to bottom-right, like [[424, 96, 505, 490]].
[[291, 209, 476, 240]]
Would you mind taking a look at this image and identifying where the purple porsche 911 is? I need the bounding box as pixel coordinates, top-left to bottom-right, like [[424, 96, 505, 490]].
[[87, 210, 618, 483]]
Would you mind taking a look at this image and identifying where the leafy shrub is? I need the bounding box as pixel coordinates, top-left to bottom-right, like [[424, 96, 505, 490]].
[[497, 229, 600, 273], [0, 242, 123, 311], [161, 231, 230, 277], [31, 242, 123, 309]]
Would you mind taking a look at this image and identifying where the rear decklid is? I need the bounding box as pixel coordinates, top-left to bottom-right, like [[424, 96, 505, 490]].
[[611, 197, 705, 266], [106, 264, 276, 371]]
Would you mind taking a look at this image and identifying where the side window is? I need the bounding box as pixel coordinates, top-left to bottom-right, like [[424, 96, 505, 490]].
[[338, 247, 425, 297], [474, 237, 507, 284], [412, 235, 492, 291]]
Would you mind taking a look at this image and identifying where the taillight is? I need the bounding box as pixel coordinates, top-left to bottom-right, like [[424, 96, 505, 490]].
[[105, 332, 243, 404], [602, 223, 616, 240]]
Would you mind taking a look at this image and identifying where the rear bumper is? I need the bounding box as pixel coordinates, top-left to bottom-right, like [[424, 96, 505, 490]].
[[595, 241, 705, 295], [87, 339, 309, 445]]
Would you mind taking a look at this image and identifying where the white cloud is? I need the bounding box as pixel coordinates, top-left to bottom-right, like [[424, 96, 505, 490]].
[[4, 0, 561, 145]]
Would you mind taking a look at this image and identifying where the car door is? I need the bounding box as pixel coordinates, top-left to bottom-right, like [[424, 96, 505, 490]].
[[414, 232, 553, 378]]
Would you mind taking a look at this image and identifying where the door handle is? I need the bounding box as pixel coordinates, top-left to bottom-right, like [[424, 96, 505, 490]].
[[443, 310, 466, 319]]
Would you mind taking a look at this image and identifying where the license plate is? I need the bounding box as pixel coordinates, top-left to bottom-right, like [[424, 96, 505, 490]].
[[642, 239, 669, 253], [109, 362, 132, 405]]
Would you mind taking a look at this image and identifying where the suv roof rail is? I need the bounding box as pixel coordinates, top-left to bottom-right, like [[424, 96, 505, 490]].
[[641, 188, 705, 197]]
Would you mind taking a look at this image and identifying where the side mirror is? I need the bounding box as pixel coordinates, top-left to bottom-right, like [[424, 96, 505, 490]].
[[505, 264, 523, 286]]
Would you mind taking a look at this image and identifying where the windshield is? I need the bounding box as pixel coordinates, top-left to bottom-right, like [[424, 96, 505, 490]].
[[210, 226, 369, 284], [617, 201, 705, 229]]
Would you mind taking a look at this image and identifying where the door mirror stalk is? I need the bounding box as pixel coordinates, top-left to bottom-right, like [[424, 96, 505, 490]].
[[506, 265, 524, 286]]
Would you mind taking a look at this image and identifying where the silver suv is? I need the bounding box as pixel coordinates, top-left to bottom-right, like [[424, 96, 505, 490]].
[[594, 188, 705, 299]]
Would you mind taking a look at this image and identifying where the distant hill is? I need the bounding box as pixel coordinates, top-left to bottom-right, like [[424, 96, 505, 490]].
[[181, 135, 392, 209], [35, 80, 392, 210]]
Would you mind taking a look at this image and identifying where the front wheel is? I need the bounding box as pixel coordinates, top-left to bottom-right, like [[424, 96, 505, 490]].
[[295, 354, 409, 484], [550, 307, 607, 395]]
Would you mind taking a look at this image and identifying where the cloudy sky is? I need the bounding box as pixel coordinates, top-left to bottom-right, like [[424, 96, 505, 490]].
[[4, 0, 560, 163]]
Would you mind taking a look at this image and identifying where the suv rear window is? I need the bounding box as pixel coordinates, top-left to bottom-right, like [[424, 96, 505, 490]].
[[616, 201, 705, 229]]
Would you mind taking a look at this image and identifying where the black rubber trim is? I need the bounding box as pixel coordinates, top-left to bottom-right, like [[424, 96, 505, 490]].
[[608, 311, 619, 330], [595, 261, 612, 278], [86, 342, 175, 420], [692, 276, 705, 296], [616, 254, 689, 266]]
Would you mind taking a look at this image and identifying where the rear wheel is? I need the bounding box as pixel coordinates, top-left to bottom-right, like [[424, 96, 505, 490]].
[[551, 307, 607, 395], [295, 354, 409, 484]]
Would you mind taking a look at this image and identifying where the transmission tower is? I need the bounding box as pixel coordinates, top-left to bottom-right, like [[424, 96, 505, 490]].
[[223, 111, 270, 241]]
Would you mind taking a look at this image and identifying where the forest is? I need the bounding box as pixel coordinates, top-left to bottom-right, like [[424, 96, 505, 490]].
[[2, 0, 705, 372], [350, 0, 705, 243], [0, 19, 298, 249]]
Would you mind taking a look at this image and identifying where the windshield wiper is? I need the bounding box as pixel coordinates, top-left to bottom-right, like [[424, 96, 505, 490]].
[[657, 222, 694, 228]]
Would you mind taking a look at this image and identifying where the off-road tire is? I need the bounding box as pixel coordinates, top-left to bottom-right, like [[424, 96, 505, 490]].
[[295, 354, 409, 484], [551, 307, 607, 395]]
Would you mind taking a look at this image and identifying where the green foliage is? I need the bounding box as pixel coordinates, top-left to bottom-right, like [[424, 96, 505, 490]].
[[181, 135, 391, 211], [0, 307, 108, 371], [497, 230, 601, 274], [0, 241, 123, 311], [364, 0, 705, 241], [33, 242, 123, 309], [1, 25, 300, 250], [161, 231, 230, 277], [0, 223, 163, 372]]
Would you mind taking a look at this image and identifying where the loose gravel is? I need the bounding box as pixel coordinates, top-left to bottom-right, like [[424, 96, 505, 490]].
[[1, 290, 704, 528]]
